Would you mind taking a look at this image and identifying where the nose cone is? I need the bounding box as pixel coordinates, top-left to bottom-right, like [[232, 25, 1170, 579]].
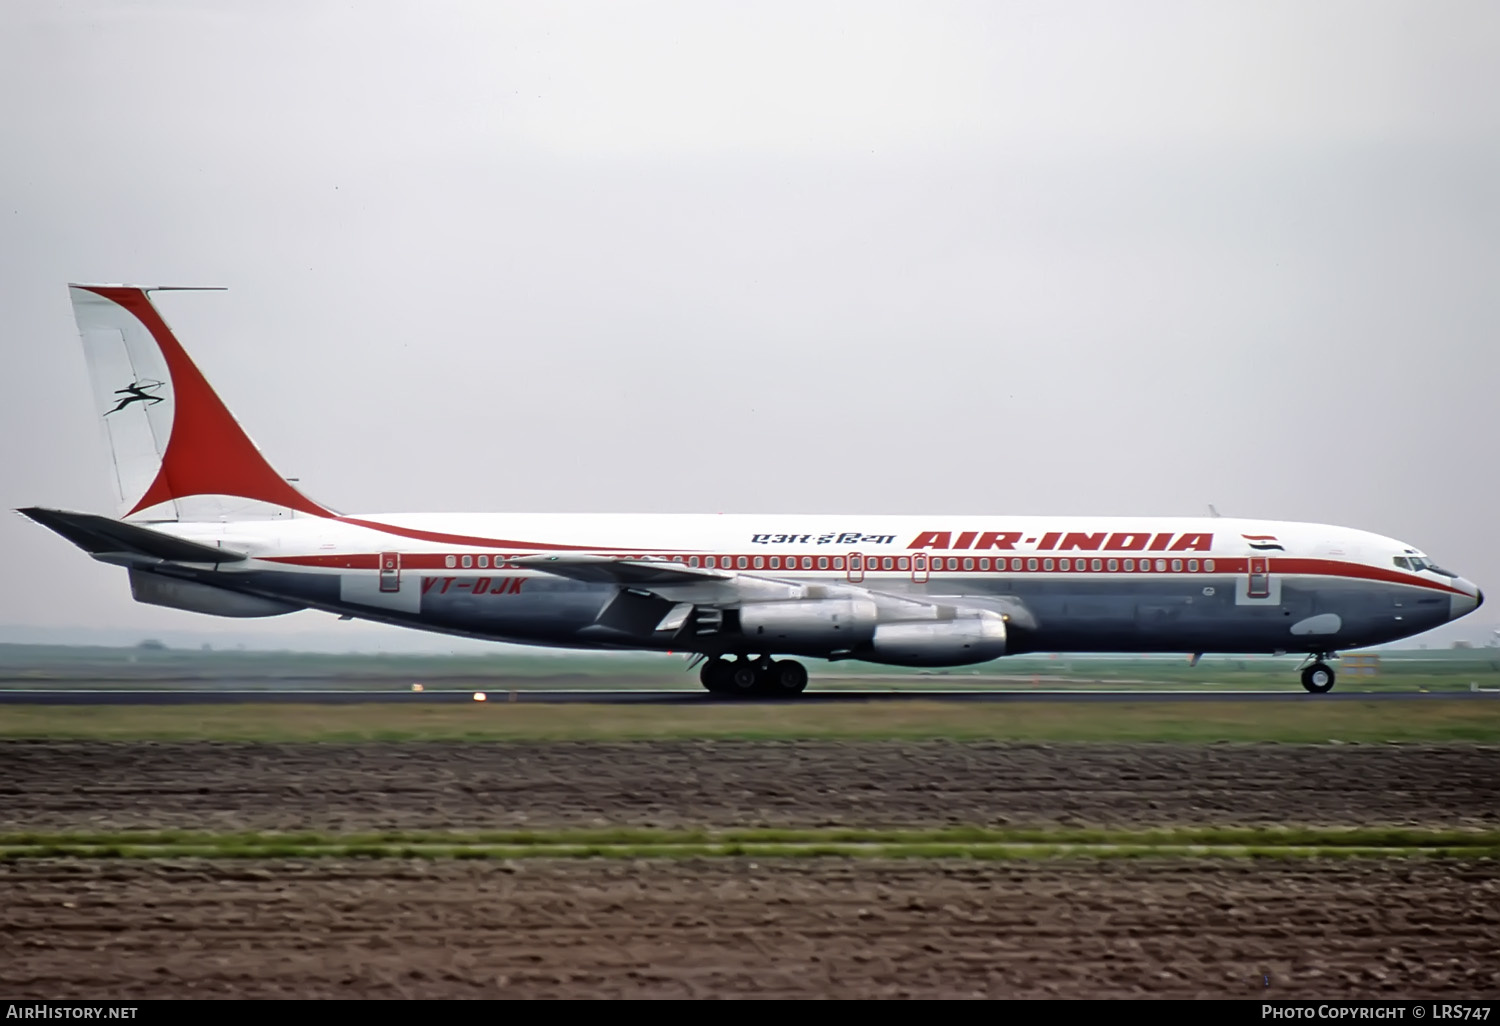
[[1449, 580, 1483, 621]]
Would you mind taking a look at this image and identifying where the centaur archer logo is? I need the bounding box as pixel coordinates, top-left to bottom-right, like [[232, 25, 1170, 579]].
[[1242, 534, 1284, 551], [106, 379, 165, 415]]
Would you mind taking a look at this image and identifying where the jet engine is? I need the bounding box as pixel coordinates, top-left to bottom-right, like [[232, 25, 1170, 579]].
[[737, 597, 879, 650], [866, 609, 1008, 667]]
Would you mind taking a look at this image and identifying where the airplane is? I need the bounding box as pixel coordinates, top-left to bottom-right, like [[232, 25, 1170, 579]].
[[18, 284, 1485, 696]]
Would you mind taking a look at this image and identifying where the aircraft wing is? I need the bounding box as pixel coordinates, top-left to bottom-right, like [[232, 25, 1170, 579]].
[[510, 553, 734, 585]]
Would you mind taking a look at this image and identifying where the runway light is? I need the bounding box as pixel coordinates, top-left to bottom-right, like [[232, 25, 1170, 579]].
[[473, 692, 487, 702], [411, 683, 424, 692]]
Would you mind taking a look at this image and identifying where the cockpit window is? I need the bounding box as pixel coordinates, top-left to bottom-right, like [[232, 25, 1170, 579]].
[[1403, 555, 1458, 577], [1393, 557, 1411, 570]]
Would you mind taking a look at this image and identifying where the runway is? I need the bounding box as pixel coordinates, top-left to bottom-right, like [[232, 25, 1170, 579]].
[[1, 687, 1495, 705]]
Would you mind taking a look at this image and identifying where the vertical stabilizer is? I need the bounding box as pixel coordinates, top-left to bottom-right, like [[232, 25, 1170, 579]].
[[67, 285, 333, 522]]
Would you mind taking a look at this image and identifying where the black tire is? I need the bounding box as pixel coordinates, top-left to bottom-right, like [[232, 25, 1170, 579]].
[[1301, 663, 1335, 694], [771, 659, 808, 695], [728, 662, 760, 692], [699, 659, 725, 693]]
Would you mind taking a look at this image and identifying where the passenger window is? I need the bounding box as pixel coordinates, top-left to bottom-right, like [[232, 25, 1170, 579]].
[[737, 556, 748, 569], [883, 557, 895, 570], [1156, 559, 1167, 572], [1027, 558, 1038, 571], [833, 557, 845, 570], [817, 556, 828, 570], [1138, 560, 1149, 573], [979, 558, 991, 571], [1059, 558, 1071, 571], [802, 557, 813, 569], [444, 555, 456, 568], [461, 555, 473, 568], [1043, 558, 1054, 571], [1188, 559, 1198, 572], [753, 556, 764, 569], [1205, 559, 1215, 572], [897, 557, 910, 570], [689, 556, 700, 567], [962, 557, 974, 571], [1171, 559, 1182, 572], [1107, 559, 1118, 572], [477, 556, 489, 569], [1013, 558, 1024, 571]]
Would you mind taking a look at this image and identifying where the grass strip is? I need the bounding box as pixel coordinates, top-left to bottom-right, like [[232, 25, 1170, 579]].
[[3, 826, 1499, 847], [2, 700, 1500, 742], [2, 826, 1498, 859], [3, 842, 1496, 861]]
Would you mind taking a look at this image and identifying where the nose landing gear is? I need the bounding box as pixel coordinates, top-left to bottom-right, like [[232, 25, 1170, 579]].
[[1300, 655, 1336, 694]]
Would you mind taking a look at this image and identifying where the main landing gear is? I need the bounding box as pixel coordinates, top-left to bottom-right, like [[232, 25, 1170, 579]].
[[1300, 655, 1336, 694], [700, 655, 809, 697]]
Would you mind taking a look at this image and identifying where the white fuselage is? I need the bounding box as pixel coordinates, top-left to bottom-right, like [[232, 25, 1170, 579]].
[[141, 511, 1481, 660]]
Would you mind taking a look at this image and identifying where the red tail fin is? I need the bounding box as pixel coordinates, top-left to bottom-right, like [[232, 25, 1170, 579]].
[[69, 285, 332, 521]]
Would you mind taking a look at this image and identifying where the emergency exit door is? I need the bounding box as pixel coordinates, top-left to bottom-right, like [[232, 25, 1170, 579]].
[[846, 552, 864, 583]]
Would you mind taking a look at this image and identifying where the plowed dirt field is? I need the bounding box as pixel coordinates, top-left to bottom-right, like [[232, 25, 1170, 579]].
[[2, 739, 1496, 831], [2, 740, 1496, 999]]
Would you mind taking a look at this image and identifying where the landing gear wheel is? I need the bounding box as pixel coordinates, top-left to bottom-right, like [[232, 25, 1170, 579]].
[[699, 659, 732, 694], [1301, 663, 1335, 694], [770, 659, 808, 695], [728, 660, 760, 693]]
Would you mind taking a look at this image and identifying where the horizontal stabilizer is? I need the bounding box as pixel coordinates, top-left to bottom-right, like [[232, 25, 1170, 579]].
[[16, 507, 245, 564]]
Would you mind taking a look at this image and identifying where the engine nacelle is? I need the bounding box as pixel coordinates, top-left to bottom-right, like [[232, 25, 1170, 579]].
[[867, 609, 1008, 667], [129, 569, 305, 618], [738, 597, 879, 651]]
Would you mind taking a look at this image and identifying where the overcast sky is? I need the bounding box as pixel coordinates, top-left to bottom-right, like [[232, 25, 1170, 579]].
[[1, 1, 1495, 652]]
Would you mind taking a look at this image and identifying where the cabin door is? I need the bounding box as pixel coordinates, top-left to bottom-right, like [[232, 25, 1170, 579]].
[[1246, 556, 1270, 599], [379, 552, 402, 592]]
